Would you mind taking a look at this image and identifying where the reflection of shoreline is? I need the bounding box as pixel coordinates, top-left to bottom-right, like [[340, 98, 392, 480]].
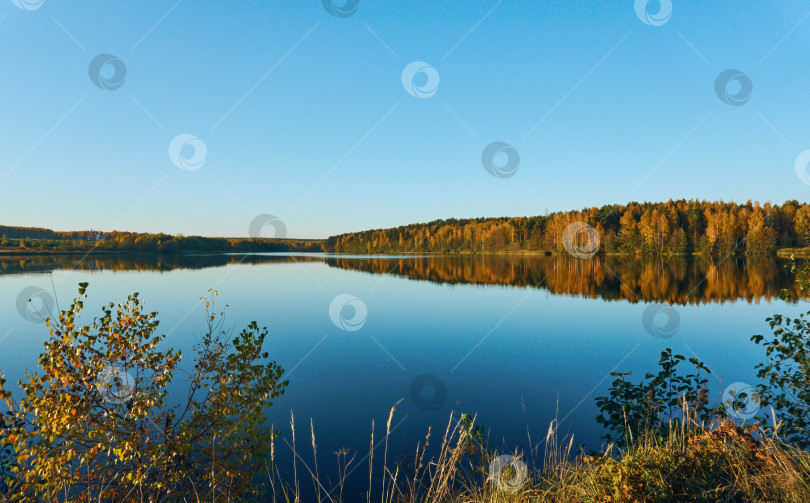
[[324, 255, 796, 305], [0, 250, 159, 257], [1, 252, 795, 305], [0, 251, 290, 258], [2, 248, 806, 257], [0, 253, 321, 275]]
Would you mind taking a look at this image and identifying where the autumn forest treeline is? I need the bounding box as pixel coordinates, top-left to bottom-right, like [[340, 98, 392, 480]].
[[324, 200, 810, 256], [4, 200, 810, 256], [0, 225, 320, 254]]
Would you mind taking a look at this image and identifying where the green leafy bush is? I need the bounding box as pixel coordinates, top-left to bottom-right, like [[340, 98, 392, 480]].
[[751, 312, 810, 449], [595, 349, 712, 447]]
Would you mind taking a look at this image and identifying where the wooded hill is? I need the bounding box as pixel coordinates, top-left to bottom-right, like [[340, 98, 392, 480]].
[[0, 226, 321, 254], [323, 200, 810, 255], [5, 200, 809, 256]]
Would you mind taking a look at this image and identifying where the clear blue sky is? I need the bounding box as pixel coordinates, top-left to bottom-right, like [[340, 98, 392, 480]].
[[1, 0, 809, 239]]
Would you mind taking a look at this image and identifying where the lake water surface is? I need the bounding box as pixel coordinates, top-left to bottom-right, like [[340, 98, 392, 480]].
[[0, 252, 805, 495]]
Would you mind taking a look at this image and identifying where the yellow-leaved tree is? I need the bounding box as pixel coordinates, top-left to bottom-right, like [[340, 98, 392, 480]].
[[0, 283, 287, 502]]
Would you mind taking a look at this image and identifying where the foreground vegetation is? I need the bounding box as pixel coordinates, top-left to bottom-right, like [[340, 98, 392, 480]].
[[2, 260, 810, 501], [267, 406, 810, 503], [1, 285, 287, 501]]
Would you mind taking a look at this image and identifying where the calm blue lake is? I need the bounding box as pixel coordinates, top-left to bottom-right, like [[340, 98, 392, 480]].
[[0, 252, 804, 495]]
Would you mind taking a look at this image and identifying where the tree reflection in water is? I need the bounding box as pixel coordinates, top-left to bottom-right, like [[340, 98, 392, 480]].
[[0, 252, 795, 305]]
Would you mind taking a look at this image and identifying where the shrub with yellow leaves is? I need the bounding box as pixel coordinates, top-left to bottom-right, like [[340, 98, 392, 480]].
[[0, 283, 287, 502]]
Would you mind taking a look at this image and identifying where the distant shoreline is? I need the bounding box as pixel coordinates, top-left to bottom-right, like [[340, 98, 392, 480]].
[[3, 247, 808, 258], [0, 248, 236, 256]]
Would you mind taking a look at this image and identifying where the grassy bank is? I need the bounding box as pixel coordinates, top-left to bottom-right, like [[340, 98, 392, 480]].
[[266, 407, 810, 503]]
